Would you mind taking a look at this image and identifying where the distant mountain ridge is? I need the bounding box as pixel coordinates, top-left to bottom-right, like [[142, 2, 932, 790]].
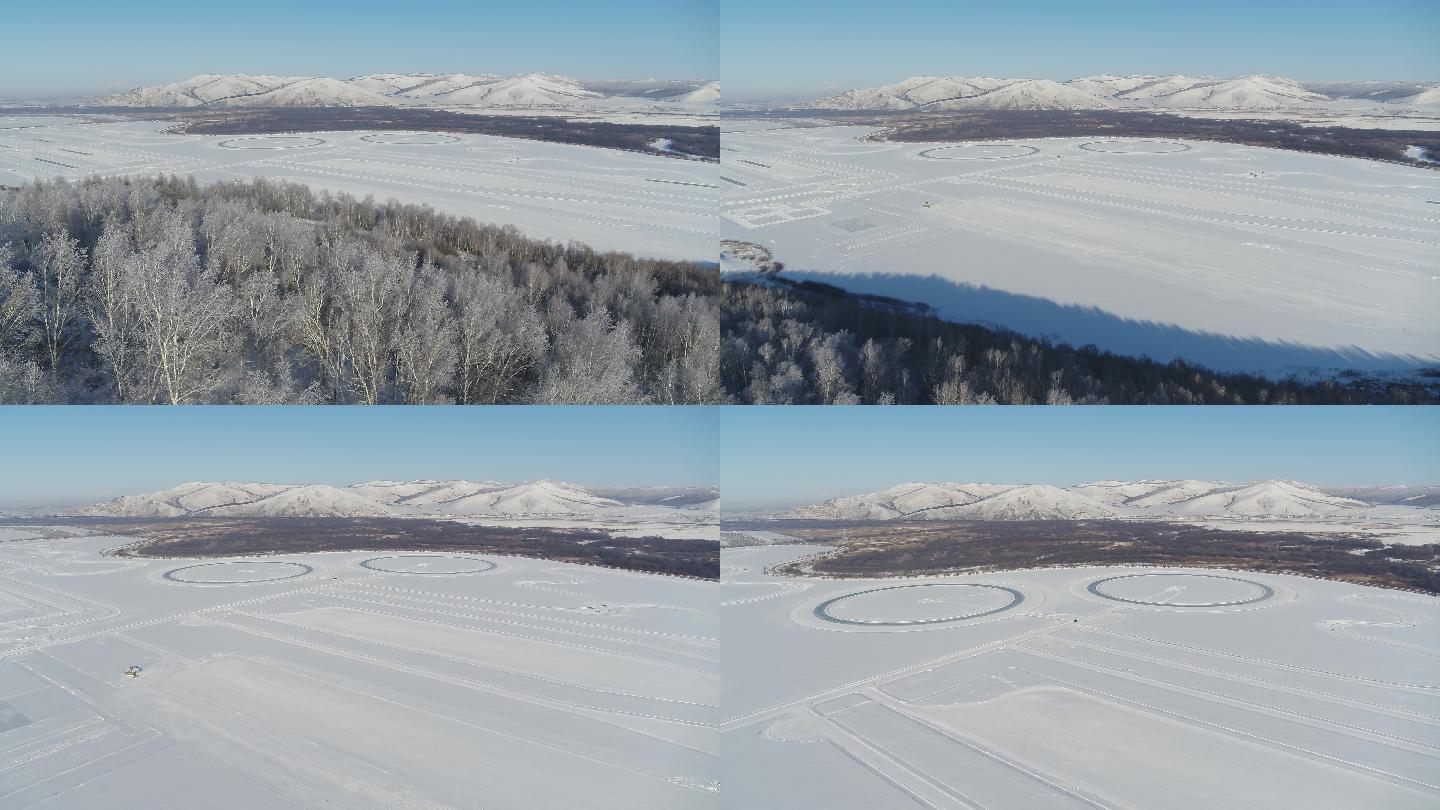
[[74, 480, 718, 518], [803, 74, 1439, 111], [99, 73, 717, 109], [783, 480, 1432, 521]]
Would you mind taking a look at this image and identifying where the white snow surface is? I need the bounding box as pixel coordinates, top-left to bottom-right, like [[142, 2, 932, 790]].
[[0, 117, 717, 261], [721, 123, 1440, 377], [0, 535, 717, 808], [722, 544, 1440, 810], [783, 479, 1436, 521]]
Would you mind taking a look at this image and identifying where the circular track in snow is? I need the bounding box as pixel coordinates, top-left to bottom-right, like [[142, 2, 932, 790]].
[[918, 143, 1041, 160], [359, 132, 462, 145], [1086, 572, 1274, 607], [217, 136, 326, 150], [164, 561, 314, 584], [1077, 139, 1192, 154], [359, 554, 497, 575], [814, 583, 1024, 626]]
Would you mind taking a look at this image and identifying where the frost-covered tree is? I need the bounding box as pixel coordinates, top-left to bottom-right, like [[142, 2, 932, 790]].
[[84, 223, 143, 401], [31, 229, 87, 377], [0, 242, 39, 355], [537, 310, 642, 404], [336, 247, 407, 405], [452, 272, 546, 404], [396, 264, 458, 404], [0, 174, 721, 404], [127, 212, 237, 404]]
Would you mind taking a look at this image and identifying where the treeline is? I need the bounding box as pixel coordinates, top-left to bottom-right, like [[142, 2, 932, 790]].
[[164, 107, 720, 160], [769, 520, 1440, 595], [88, 517, 720, 579], [721, 280, 1437, 404], [0, 175, 720, 404], [872, 110, 1440, 168]]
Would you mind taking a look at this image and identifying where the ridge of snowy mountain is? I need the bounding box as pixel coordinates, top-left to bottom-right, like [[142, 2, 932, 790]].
[[804, 74, 1431, 111], [100, 73, 717, 108], [782, 479, 1431, 521], [75, 480, 716, 518]]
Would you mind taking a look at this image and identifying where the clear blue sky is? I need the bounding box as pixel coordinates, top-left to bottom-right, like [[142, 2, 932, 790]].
[[721, 407, 1440, 510], [722, 0, 1440, 100], [0, 407, 716, 509], [0, 0, 718, 98]]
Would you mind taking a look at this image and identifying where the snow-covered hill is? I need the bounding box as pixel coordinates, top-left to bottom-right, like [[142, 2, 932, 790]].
[[100, 73, 717, 109], [803, 74, 1432, 112], [782, 480, 1434, 521], [676, 81, 721, 104], [1398, 84, 1440, 107], [76, 480, 715, 518], [1317, 484, 1440, 508]]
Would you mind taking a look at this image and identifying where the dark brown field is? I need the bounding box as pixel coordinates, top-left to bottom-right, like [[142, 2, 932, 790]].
[[12, 517, 719, 579], [734, 109, 1440, 168], [0, 106, 719, 160], [723, 519, 1440, 594]]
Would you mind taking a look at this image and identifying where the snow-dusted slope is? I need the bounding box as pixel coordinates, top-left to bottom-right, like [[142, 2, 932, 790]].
[[76, 482, 290, 517], [810, 76, 1033, 110], [1165, 481, 1368, 518], [788, 483, 1117, 520], [347, 480, 508, 506], [1399, 84, 1440, 107], [435, 481, 623, 515], [588, 486, 721, 509], [1320, 485, 1440, 508], [927, 485, 1122, 520], [785, 482, 1012, 520], [75, 480, 701, 519], [966, 79, 1115, 110], [783, 480, 1431, 521], [102, 74, 294, 107], [203, 485, 399, 517], [231, 77, 397, 108], [1133, 76, 1327, 109], [805, 73, 1422, 112], [677, 81, 721, 104], [424, 74, 601, 105], [101, 73, 715, 109], [1068, 479, 1226, 508]]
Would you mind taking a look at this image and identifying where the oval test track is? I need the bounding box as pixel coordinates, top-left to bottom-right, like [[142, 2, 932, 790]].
[[814, 582, 1025, 626], [1087, 572, 1275, 607], [359, 555, 497, 575], [164, 561, 315, 584]]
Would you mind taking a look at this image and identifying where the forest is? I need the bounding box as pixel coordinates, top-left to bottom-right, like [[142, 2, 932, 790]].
[[0, 175, 720, 404], [721, 279, 1438, 404], [42, 517, 721, 579], [750, 109, 1440, 168], [163, 107, 720, 161], [757, 519, 1440, 595]]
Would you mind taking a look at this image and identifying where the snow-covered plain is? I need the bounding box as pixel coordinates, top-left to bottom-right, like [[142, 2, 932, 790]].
[[722, 544, 1440, 810], [0, 117, 717, 261], [721, 123, 1440, 377], [0, 533, 718, 808]]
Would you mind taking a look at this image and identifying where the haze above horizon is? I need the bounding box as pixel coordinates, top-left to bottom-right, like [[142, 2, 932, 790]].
[[0, 408, 716, 509], [720, 408, 1440, 510], [721, 0, 1440, 100], [0, 0, 718, 98]]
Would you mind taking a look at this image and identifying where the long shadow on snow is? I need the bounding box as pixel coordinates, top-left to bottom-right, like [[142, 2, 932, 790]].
[[783, 271, 1439, 377]]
